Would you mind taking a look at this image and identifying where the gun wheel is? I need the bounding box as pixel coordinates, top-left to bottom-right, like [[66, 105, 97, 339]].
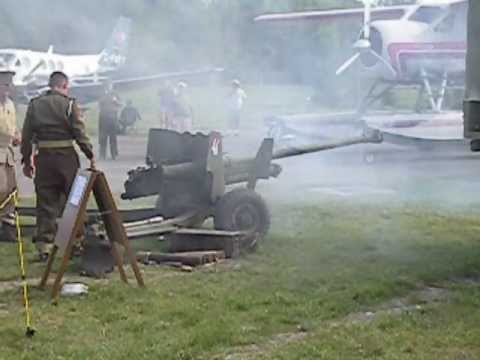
[[214, 188, 271, 241]]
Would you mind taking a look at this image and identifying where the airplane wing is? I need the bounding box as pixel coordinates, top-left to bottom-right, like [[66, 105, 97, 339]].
[[421, 0, 467, 6], [254, 5, 411, 24], [16, 67, 224, 105]]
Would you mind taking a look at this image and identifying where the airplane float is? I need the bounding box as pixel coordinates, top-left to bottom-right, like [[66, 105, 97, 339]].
[[0, 17, 223, 104], [255, 0, 470, 155]]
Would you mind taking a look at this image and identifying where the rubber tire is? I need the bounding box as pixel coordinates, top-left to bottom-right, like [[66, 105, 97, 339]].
[[214, 188, 271, 239]]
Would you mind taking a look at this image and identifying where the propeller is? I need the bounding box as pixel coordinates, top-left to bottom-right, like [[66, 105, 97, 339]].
[[336, 0, 392, 76]]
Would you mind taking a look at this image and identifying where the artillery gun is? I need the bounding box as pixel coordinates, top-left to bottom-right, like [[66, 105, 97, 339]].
[[16, 128, 380, 277], [121, 128, 382, 239]]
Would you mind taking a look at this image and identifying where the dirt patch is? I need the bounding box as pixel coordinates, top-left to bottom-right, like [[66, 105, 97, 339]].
[[0, 276, 111, 295], [0, 302, 7, 316], [222, 331, 308, 360], [341, 286, 450, 325], [452, 276, 480, 287]]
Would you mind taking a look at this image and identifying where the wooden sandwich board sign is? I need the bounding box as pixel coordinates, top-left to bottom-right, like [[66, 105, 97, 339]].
[[39, 169, 145, 302]]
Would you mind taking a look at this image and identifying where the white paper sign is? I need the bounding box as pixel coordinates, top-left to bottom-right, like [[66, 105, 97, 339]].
[[69, 175, 88, 207]]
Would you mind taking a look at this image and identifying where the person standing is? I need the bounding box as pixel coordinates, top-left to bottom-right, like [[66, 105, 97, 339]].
[[0, 67, 20, 242], [119, 99, 141, 134], [98, 83, 122, 160], [158, 81, 175, 130], [227, 79, 247, 135], [21, 71, 95, 259], [171, 82, 193, 133]]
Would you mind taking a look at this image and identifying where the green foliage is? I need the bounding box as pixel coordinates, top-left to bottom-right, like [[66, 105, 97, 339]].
[[0, 0, 415, 97], [0, 1, 362, 79]]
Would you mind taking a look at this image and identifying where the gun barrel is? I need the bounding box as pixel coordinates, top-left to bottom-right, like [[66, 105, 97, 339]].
[[225, 163, 282, 185], [272, 132, 382, 160], [162, 162, 203, 180]]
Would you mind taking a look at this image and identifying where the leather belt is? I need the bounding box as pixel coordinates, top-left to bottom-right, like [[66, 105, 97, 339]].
[[37, 140, 74, 149]]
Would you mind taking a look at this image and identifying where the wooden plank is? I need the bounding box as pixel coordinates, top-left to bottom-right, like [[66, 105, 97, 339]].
[[93, 172, 145, 288], [174, 228, 245, 237], [137, 251, 225, 267], [18, 207, 162, 223], [167, 232, 241, 258], [38, 245, 58, 289], [55, 171, 95, 257], [50, 171, 98, 302]]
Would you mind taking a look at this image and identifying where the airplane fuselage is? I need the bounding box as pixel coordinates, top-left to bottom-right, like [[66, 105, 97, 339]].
[[0, 48, 116, 87], [362, 3, 467, 82]]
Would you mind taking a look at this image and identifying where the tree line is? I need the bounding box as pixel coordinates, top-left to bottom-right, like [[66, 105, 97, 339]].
[[1, 0, 413, 85]]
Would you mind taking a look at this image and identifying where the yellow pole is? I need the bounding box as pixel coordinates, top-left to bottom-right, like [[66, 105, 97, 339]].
[[13, 191, 35, 337]]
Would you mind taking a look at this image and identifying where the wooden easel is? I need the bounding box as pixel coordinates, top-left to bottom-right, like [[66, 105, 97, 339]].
[[39, 169, 144, 303]]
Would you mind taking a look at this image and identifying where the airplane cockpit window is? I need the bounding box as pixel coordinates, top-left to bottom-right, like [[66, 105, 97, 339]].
[[14, 59, 21, 67], [409, 6, 445, 24], [434, 12, 455, 32]]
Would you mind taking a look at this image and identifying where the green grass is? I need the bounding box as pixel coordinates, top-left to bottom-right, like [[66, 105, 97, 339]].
[[2, 201, 480, 359]]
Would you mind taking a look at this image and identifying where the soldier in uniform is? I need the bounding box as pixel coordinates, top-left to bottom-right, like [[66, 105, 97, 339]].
[[98, 84, 122, 160], [21, 71, 95, 259], [0, 67, 20, 242]]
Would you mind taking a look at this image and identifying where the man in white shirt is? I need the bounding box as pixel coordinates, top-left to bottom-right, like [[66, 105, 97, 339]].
[[227, 79, 247, 135]]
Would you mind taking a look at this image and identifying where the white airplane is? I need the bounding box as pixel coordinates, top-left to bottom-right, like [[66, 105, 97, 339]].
[[0, 17, 131, 89], [0, 17, 223, 104], [255, 0, 467, 113]]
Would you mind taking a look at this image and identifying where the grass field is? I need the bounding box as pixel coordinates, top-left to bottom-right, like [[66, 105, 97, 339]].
[[1, 200, 480, 359]]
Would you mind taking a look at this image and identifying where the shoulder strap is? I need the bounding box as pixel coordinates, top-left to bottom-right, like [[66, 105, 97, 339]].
[[67, 99, 74, 119], [63, 99, 76, 136]]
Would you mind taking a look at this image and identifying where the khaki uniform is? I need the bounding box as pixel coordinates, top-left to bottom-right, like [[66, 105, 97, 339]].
[[98, 92, 121, 160], [21, 90, 93, 250], [0, 98, 16, 228]]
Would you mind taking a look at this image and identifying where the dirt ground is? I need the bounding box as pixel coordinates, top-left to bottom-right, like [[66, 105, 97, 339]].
[[14, 125, 480, 212]]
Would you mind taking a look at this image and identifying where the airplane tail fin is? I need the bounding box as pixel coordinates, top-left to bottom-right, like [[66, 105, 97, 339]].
[[98, 16, 132, 70]]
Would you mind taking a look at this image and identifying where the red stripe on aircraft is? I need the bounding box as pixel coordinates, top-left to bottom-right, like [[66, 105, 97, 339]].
[[388, 42, 466, 75]]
